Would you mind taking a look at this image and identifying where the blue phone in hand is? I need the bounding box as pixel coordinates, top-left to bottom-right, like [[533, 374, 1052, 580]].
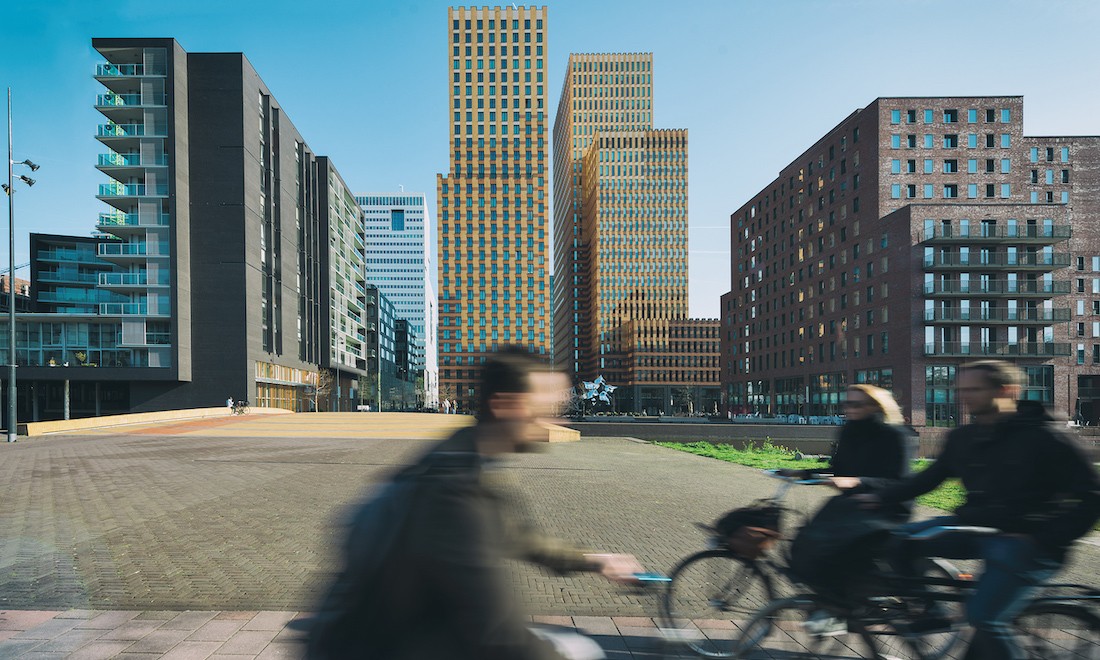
[[633, 572, 671, 582]]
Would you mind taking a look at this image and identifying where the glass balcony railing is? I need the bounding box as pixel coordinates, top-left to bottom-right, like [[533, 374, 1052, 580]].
[[37, 249, 101, 263], [98, 153, 168, 167], [98, 183, 169, 197], [95, 63, 166, 77], [98, 243, 148, 257], [95, 93, 166, 107], [98, 272, 169, 286], [99, 303, 148, 316], [38, 271, 99, 284], [98, 123, 148, 137], [98, 212, 171, 227]]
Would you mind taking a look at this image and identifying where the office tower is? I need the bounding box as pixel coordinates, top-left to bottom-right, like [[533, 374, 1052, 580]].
[[437, 6, 550, 412], [357, 193, 438, 408], [722, 96, 1100, 427], [552, 53, 711, 414], [552, 53, 654, 379], [1, 38, 371, 423]]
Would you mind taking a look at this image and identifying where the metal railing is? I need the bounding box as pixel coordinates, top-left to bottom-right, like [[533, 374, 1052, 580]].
[[919, 225, 1071, 241], [923, 280, 1070, 295], [923, 308, 1071, 323], [95, 93, 166, 107], [97, 243, 148, 257], [923, 342, 1071, 357], [924, 253, 1070, 268]]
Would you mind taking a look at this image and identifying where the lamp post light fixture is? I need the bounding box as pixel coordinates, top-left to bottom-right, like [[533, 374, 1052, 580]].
[[5, 88, 39, 442]]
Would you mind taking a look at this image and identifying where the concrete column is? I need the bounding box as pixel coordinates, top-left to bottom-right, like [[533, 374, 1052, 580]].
[[31, 382, 39, 421], [64, 379, 70, 420], [95, 382, 101, 417]]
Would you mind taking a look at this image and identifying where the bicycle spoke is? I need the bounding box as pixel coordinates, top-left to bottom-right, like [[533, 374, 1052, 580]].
[[1015, 603, 1100, 659]]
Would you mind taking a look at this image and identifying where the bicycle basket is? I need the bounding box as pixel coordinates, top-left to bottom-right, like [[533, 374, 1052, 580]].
[[713, 501, 783, 559]]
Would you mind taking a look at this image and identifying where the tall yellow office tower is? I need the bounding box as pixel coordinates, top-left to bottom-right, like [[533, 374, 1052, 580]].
[[437, 6, 550, 412]]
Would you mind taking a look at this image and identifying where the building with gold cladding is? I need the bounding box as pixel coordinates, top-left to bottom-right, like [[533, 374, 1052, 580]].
[[552, 53, 654, 379], [437, 6, 550, 413]]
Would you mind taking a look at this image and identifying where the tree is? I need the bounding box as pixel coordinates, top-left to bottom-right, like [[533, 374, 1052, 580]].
[[311, 369, 335, 412]]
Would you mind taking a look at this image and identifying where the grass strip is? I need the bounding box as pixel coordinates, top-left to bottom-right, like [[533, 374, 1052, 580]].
[[655, 439, 965, 512]]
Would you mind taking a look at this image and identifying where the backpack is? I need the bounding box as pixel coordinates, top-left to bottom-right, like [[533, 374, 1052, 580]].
[[713, 501, 783, 559]]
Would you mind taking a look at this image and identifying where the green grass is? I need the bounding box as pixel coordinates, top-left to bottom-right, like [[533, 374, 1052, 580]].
[[656, 439, 965, 512]]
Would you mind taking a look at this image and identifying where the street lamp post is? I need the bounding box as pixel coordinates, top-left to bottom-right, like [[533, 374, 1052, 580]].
[[4, 88, 39, 442]]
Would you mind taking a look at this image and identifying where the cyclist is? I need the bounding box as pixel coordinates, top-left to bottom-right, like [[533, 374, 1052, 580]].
[[866, 360, 1100, 659], [308, 348, 641, 659], [783, 385, 915, 619]]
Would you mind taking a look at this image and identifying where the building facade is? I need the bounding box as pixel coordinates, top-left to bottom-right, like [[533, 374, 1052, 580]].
[[361, 284, 417, 411], [356, 193, 438, 408], [436, 5, 551, 413], [1, 38, 370, 425], [722, 96, 1100, 426], [29, 234, 124, 316], [552, 52, 654, 380]]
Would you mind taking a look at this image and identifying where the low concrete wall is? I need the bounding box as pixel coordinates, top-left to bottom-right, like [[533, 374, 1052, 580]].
[[19, 406, 293, 437], [567, 421, 1099, 460]]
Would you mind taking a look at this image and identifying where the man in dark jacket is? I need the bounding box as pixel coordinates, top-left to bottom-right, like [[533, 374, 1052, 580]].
[[872, 360, 1100, 660], [308, 349, 640, 659]]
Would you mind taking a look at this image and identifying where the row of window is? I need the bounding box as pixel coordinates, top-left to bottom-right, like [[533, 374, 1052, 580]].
[[892, 183, 1012, 199], [890, 108, 1011, 125], [890, 133, 1011, 149], [891, 158, 1012, 174], [452, 18, 542, 31]]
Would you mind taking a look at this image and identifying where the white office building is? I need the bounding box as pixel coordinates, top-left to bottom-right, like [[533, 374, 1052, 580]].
[[356, 193, 438, 407]]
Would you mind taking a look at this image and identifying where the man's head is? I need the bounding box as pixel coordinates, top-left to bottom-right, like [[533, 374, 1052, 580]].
[[477, 347, 570, 452], [957, 360, 1023, 418]]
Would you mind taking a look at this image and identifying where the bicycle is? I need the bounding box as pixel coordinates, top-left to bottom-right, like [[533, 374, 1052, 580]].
[[232, 400, 250, 415], [659, 470, 961, 659], [731, 525, 1100, 659]]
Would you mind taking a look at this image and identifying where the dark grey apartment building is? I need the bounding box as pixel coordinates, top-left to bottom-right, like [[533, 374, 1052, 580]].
[[721, 96, 1100, 426], [1, 38, 370, 425]]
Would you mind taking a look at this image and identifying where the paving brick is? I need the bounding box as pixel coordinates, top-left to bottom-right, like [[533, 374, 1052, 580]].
[[65, 640, 135, 659], [161, 612, 219, 631], [0, 611, 60, 631], [9, 617, 80, 639], [217, 630, 279, 655], [123, 628, 193, 654], [77, 610, 141, 630], [158, 641, 222, 660], [241, 612, 298, 631], [0, 639, 47, 659], [254, 641, 304, 659], [187, 620, 245, 643]]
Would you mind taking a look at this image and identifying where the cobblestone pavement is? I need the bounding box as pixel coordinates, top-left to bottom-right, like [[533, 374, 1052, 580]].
[[1, 413, 1097, 658]]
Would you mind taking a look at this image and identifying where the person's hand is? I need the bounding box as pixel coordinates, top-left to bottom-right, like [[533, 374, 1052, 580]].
[[830, 476, 862, 490], [585, 553, 644, 584], [852, 493, 881, 509]]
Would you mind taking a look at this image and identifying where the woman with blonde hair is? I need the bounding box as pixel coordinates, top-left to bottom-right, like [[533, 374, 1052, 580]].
[[826, 384, 912, 493]]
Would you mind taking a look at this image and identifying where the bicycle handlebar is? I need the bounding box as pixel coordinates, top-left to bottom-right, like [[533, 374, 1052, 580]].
[[763, 468, 833, 486], [903, 525, 1003, 541]]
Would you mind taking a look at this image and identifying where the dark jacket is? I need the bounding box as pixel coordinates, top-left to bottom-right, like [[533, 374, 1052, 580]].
[[878, 401, 1100, 559], [829, 417, 914, 491], [308, 423, 593, 660]]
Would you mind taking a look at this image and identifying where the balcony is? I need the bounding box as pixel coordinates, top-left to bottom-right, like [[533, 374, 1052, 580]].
[[95, 63, 166, 77], [98, 272, 169, 288], [98, 153, 169, 167], [97, 212, 170, 228], [97, 183, 169, 198], [97, 243, 167, 260], [923, 342, 1071, 357], [100, 302, 150, 316], [95, 92, 166, 108], [923, 280, 1070, 297], [922, 308, 1071, 324], [920, 225, 1071, 244], [37, 249, 103, 265], [923, 253, 1070, 270], [37, 271, 99, 284]]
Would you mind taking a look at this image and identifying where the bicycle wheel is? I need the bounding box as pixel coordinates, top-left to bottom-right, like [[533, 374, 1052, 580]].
[[660, 549, 773, 658], [1014, 602, 1100, 659], [883, 558, 966, 660], [731, 595, 895, 659]]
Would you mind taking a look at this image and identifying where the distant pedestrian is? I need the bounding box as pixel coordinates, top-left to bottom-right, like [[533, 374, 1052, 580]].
[[226, 396, 234, 410]]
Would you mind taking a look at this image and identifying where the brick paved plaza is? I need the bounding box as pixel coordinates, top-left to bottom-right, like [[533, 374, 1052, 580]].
[[1, 413, 1097, 658]]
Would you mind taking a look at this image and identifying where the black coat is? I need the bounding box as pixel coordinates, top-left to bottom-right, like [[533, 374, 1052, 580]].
[[828, 417, 915, 491], [879, 401, 1100, 559]]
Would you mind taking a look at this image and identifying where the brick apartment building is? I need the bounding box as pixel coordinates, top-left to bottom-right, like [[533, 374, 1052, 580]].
[[722, 96, 1100, 426]]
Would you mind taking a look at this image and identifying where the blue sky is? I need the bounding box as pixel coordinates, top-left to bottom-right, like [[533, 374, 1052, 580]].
[[2, 0, 1098, 318]]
